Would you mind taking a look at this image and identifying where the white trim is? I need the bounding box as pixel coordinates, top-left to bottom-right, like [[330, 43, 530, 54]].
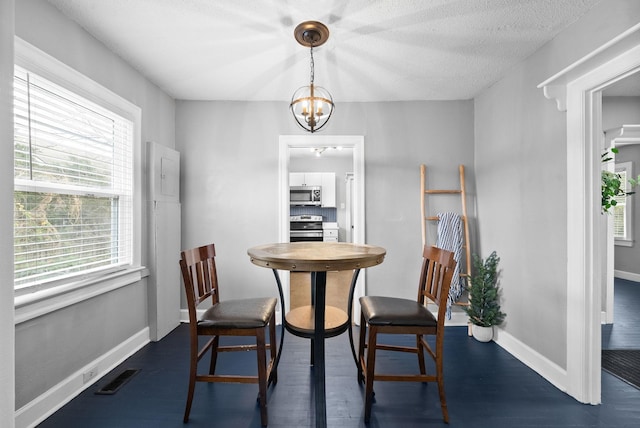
[[614, 239, 633, 247], [14, 268, 148, 324], [604, 129, 616, 325], [15, 328, 150, 428], [539, 24, 640, 405], [14, 37, 138, 121], [614, 270, 640, 283], [493, 328, 568, 393], [538, 22, 640, 107], [12, 36, 143, 303], [443, 310, 469, 327], [611, 125, 640, 146]]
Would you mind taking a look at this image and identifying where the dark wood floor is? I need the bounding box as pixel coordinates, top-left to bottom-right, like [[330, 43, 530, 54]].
[[602, 278, 640, 349], [38, 279, 640, 427]]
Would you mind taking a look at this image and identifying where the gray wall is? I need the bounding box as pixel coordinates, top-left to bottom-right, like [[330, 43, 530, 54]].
[[176, 100, 475, 302], [12, 0, 176, 410], [474, 0, 640, 368], [1, 0, 15, 426], [603, 96, 640, 128]]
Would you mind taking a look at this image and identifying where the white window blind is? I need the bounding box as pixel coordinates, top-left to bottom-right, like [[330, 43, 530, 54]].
[[613, 161, 633, 245], [13, 66, 133, 289]]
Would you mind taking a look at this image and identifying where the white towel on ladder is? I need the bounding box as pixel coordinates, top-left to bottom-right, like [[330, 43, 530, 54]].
[[436, 212, 463, 319]]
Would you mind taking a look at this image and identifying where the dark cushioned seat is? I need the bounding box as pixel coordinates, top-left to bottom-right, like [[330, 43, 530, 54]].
[[200, 298, 277, 329], [360, 296, 437, 327]]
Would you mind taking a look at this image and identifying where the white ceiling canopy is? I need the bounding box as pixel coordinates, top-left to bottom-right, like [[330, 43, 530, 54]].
[[46, 0, 604, 102]]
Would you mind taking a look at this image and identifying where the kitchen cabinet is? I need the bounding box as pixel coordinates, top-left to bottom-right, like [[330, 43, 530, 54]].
[[321, 172, 336, 207], [290, 172, 336, 207], [290, 172, 322, 187], [323, 222, 339, 242]]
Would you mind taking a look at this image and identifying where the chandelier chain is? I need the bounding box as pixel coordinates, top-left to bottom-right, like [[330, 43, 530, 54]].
[[310, 45, 315, 84]]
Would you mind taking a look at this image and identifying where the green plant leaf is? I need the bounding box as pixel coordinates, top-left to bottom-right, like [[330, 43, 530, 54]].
[[463, 251, 506, 327]]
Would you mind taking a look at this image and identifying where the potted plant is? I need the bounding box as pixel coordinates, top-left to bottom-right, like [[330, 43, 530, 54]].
[[464, 251, 505, 342], [602, 147, 639, 213]]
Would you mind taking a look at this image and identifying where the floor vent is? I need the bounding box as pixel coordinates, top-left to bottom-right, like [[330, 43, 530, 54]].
[[95, 368, 140, 395]]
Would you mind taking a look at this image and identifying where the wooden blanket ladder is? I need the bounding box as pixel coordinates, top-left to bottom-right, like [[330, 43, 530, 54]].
[[420, 164, 472, 307]]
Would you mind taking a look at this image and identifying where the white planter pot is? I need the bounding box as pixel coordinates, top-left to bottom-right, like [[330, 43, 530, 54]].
[[472, 325, 493, 342]]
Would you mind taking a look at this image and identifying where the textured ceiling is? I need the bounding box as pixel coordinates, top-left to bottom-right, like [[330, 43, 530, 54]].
[[46, 0, 604, 102]]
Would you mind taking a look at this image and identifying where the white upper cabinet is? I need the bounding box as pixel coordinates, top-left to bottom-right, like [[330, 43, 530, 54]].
[[321, 172, 336, 207], [290, 172, 322, 187], [289, 172, 336, 207]]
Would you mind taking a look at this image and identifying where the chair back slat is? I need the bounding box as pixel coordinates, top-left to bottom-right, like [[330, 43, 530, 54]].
[[179, 244, 220, 324], [417, 246, 456, 317]]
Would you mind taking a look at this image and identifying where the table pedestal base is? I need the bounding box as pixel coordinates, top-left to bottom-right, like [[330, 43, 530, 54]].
[[248, 242, 386, 428]]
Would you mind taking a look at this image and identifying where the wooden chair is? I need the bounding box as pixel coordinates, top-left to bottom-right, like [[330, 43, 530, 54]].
[[357, 245, 456, 423], [179, 244, 278, 426]]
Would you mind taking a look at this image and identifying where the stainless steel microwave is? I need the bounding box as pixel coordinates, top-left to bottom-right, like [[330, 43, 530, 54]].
[[290, 186, 322, 206]]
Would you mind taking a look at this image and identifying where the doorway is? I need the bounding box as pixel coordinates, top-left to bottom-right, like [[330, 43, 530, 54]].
[[278, 135, 365, 318], [602, 122, 640, 325], [600, 82, 640, 401]]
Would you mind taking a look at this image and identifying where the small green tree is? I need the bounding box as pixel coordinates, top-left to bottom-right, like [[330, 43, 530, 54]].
[[602, 148, 640, 213], [464, 251, 505, 327]]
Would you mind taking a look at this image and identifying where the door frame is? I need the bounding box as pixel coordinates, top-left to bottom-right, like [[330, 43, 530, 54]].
[[278, 135, 365, 317], [538, 23, 640, 404], [345, 172, 355, 243]]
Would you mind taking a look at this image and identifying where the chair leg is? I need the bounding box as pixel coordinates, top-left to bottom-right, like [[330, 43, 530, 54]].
[[256, 329, 269, 427], [416, 334, 426, 376], [268, 313, 277, 385], [357, 313, 367, 384], [364, 325, 378, 423], [184, 339, 199, 422], [435, 335, 449, 423], [209, 335, 220, 375]]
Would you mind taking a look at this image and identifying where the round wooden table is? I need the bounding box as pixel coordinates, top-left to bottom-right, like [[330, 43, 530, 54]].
[[248, 242, 386, 428]]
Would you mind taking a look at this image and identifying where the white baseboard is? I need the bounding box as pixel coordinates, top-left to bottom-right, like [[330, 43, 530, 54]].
[[15, 327, 150, 428], [614, 270, 640, 283], [444, 310, 470, 327], [492, 327, 568, 393]]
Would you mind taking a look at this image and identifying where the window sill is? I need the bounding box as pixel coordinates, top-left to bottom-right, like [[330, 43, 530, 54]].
[[615, 239, 633, 247], [14, 266, 149, 324]]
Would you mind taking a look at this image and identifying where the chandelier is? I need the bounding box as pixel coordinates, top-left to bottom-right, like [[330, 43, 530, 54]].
[[290, 21, 334, 133]]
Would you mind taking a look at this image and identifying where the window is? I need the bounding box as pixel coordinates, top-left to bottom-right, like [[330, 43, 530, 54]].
[[613, 161, 633, 246], [13, 41, 140, 291]]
